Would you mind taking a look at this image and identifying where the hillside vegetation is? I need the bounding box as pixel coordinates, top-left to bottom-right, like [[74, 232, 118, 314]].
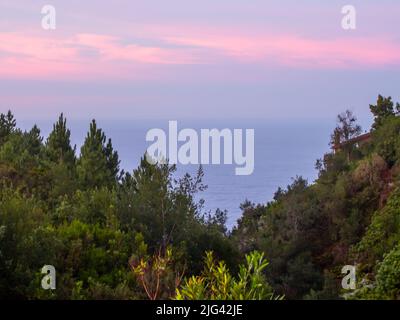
[[1, 95, 400, 299]]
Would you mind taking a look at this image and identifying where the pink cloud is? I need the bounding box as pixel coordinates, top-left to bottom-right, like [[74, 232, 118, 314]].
[[164, 34, 400, 68], [0, 31, 202, 80], [0, 28, 399, 81], [73, 33, 202, 65]]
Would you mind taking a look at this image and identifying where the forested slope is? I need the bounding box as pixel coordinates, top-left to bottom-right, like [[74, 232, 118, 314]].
[[233, 95, 400, 299], [1, 95, 400, 299]]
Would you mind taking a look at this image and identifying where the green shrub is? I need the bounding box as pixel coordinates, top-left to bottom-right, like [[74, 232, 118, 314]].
[[176, 251, 279, 300]]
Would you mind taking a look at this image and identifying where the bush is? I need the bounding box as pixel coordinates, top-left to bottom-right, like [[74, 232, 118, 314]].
[[175, 251, 279, 300]]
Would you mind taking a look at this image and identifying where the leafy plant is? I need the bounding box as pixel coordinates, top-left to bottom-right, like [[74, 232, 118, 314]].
[[176, 251, 280, 300]]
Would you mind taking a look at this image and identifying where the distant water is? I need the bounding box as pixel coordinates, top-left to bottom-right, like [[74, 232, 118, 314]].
[[18, 118, 333, 228]]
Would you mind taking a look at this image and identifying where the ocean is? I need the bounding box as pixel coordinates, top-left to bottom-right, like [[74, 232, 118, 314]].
[[19, 118, 334, 228]]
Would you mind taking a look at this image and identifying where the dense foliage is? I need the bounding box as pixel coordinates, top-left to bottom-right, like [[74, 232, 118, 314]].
[[175, 251, 278, 300], [1, 94, 400, 300], [232, 95, 400, 300], [0, 113, 238, 299]]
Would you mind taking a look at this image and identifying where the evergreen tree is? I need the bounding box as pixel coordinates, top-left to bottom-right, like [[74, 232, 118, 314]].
[[25, 125, 43, 156], [369, 95, 399, 130], [105, 137, 120, 180], [330, 110, 362, 145], [45, 113, 76, 167], [77, 120, 119, 189], [0, 110, 16, 145], [330, 110, 362, 161]]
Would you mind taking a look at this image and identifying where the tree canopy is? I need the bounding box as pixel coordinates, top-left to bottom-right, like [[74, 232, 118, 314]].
[[1, 95, 400, 300]]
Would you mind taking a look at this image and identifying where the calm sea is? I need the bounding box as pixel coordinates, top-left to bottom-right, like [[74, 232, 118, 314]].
[[19, 118, 334, 228]]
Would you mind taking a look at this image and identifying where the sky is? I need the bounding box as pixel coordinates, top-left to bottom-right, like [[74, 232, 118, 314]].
[[0, 0, 400, 123]]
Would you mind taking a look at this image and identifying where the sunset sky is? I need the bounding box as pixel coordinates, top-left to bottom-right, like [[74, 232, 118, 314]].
[[1, 0, 399, 122]]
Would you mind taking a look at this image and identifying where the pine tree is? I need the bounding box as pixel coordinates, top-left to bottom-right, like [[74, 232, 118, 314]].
[[330, 110, 361, 146], [0, 110, 16, 145], [77, 119, 119, 189], [369, 95, 397, 130], [45, 113, 76, 167], [25, 125, 43, 156], [105, 138, 120, 180], [329, 110, 361, 161]]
